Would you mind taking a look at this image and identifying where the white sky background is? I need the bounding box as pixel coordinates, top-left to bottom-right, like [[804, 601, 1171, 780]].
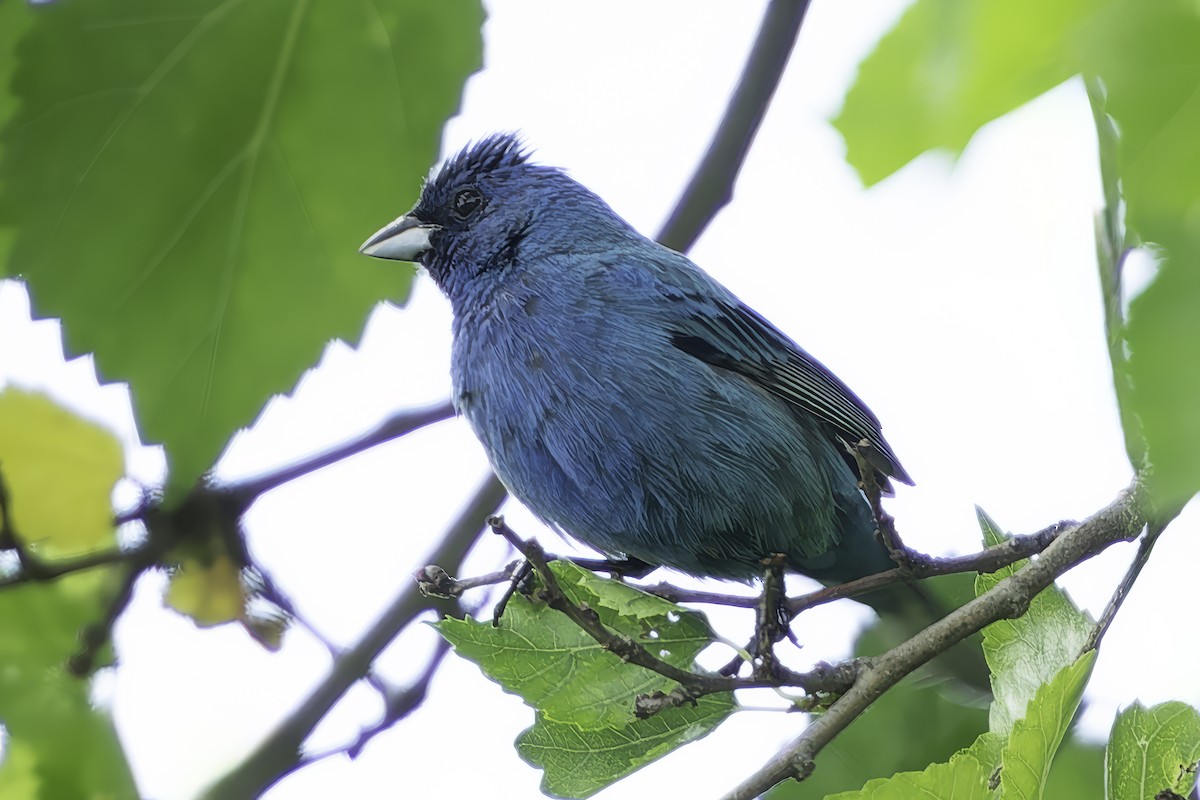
[[1, 1, 1197, 798]]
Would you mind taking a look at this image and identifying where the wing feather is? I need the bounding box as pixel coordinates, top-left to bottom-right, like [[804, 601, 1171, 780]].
[[669, 298, 913, 486]]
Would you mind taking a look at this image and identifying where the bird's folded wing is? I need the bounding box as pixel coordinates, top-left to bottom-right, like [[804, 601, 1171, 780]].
[[667, 297, 913, 486]]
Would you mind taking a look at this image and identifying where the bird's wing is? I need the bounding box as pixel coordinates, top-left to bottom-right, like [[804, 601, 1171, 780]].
[[667, 296, 913, 486]]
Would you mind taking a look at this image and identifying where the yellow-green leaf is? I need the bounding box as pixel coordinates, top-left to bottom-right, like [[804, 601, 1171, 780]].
[[0, 387, 121, 558], [166, 553, 247, 627]]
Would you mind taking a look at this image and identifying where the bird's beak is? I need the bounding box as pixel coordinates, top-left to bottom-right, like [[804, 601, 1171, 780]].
[[358, 215, 441, 261]]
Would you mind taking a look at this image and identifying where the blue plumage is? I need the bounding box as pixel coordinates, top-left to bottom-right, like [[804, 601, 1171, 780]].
[[361, 134, 912, 586]]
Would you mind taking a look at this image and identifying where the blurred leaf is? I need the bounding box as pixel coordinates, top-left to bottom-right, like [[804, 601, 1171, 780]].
[[974, 508, 1093, 738], [437, 560, 719, 730], [1082, 0, 1200, 511], [1043, 733, 1105, 800], [1086, 76, 1145, 469], [838, 0, 1200, 507], [0, 574, 134, 799], [828, 512, 1099, 798], [0, 0, 33, 267], [768, 675, 987, 798], [999, 650, 1095, 798], [834, 0, 1090, 185], [0, 392, 133, 798], [0, 0, 482, 498], [1106, 701, 1200, 800], [517, 695, 734, 800], [825, 745, 994, 799], [0, 388, 121, 558], [165, 552, 246, 627]]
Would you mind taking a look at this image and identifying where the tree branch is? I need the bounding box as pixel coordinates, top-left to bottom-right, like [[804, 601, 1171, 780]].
[[723, 477, 1150, 800], [409, 517, 1070, 616], [228, 401, 456, 511], [656, 0, 812, 252], [489, 517, 864, 713], [1083, 517, 1170, 653], [200, 473, 507, 800]]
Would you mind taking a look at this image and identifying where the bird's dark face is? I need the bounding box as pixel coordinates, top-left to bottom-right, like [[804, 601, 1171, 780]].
[[361, 134, 547, 298], [360, 134, 630, 302]]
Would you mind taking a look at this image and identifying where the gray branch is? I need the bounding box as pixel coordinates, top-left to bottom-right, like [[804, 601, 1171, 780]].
[[200, 473, 507, 800], [656, 0, 812, 252], [723, 477, 1152, 800]]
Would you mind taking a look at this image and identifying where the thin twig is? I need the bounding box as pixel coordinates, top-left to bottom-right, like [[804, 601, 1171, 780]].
[[787, 519, 1073, 616], [228, 401, 456, 509], [0, 470, 133, 587], [201, 474, 507, 800], [414, 560, 522, 599], [1084, 518, 1170, 653], [488, 517, 862, 714], [0, 546, 131, 588], [407, 515, 1069, 618], [723, 477, 1150, 800], [656, 0, 813, 252], [853, 441, 921, 571], [636, 582, 760, 607]]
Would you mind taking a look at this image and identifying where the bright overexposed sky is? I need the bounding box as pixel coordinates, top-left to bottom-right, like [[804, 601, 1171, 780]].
[[1, 2, 1195, 798]]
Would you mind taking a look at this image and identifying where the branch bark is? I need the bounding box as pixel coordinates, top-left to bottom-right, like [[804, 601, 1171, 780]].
[[723, 477, 1150, 800], [656, 0, 812, 252], [200, 473, 507, 800]]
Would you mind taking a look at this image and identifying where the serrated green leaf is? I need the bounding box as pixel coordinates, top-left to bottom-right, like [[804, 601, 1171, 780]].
[[999, 650, 1096, 799], [834, 0, 1090, 185], [517, 694, 735, 800], [974, 508, 1094, 739], [436, 561, 718, 730], [1106, 701, 1200, 800], [0, 0, 481, 497]]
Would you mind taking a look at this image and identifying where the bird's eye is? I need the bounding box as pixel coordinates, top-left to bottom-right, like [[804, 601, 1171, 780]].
[[450, 187, 485, 221]]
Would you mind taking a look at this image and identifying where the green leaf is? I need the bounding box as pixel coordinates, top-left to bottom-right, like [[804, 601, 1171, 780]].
[[0, 0, 482, 497], [1043, 734, 1106, 800], [0, 395, 134, 795], [1082, 0, 1200, 510], [1106, 701, 1200, 800], [517, 695, 735, 800], [437, 561, 719, 730], [999, 650, 1096, 799], [974, 508, 1093, 739], [825, 655, 1096, 800], [767, 674, 988, 798], [1086, 76, 1146, 471], [834, 0, 1090, 185], [0, 574, 135, 799], [825, 746, 994, 800], [0, 388, 121, 558], [438, 563, 734, 796]]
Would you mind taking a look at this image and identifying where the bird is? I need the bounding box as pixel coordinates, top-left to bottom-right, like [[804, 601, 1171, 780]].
[[359, 133, 915, 596]]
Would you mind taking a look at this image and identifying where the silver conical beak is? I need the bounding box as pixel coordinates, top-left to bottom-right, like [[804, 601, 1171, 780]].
[[359, 215, 440, 261]]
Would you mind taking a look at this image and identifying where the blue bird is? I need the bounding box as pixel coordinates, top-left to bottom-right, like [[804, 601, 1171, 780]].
[[360, 134, 916, 597]]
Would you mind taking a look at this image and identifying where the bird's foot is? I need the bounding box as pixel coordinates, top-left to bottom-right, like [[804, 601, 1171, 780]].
[[752, 554, 794, 679]]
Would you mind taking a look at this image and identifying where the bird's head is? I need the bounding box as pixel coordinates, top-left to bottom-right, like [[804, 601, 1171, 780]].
[[359, 133, 631, 300]]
